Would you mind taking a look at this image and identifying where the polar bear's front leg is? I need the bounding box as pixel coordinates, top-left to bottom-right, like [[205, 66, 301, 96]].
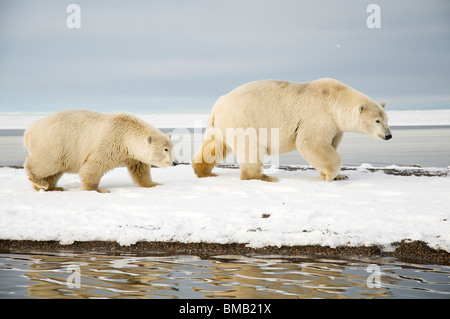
[[320, 172, 348, 181], [125, 159, 160, 187], [297, 139, 344, 182], [326, 132, 348, 180]]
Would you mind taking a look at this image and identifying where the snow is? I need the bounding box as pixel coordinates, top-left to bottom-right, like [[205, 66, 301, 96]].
[[0, 113, 210, 129], [0, 110, 449, 253], [0, 164, 449, 252], [386, 110, 450, 126], [1, 109, 450, 129]]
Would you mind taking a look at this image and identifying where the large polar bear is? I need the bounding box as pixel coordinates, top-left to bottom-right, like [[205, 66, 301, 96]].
[[24, 110, 175, 192], [192, 78, 392, 182]]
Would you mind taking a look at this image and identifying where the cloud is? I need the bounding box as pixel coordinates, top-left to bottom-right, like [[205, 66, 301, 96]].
[[0, 0, 449, 112]]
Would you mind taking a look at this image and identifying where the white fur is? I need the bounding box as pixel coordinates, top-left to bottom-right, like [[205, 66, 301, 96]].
[[24, 110, 174, 192], [192, 78, 391, 182]]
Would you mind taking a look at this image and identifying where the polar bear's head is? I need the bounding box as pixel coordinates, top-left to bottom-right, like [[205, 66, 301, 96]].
[[146, 132, 175, 167], [358, 102, 392, 140], [131, 132, 175, 167]]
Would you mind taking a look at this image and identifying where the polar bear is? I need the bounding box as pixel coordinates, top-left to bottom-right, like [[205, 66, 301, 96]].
[[192, 78, 392, 182], [24, 110, 175, 192]]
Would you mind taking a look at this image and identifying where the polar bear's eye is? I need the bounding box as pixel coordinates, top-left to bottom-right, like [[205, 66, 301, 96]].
[[375, 120, 381, 123], [164, 148, 169, 152]]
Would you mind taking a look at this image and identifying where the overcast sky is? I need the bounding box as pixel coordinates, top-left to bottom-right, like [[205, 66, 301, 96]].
[[0, 0, 449, 113]]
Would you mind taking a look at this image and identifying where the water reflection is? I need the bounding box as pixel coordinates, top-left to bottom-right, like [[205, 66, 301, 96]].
[[1, 253, 449, 299], [206, 256, 391, 299], [2, 127, 450, 167]]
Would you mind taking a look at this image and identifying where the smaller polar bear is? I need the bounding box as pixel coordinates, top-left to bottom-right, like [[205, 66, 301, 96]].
[[192, 78, 392, 182], [24, 110, 175, 192]]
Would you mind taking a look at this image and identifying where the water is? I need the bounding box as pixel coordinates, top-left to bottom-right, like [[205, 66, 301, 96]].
[[2, 126, 450, 167], [0, 253, 449, 299]]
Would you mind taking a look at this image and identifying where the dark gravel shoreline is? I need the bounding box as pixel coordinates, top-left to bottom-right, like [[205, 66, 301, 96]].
[[220, 163, 450, 177], [3, 163, 450, 177], [1, 165, 448, 265], [0, 239, 448, 265]]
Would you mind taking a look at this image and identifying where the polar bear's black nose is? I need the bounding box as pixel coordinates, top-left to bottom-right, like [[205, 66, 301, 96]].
[[172, 161, 179, 166], [384, 134, 392, 140]]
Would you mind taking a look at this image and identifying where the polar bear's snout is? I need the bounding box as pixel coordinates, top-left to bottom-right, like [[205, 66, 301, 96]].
[[166, 160, 177, 167], [383, 126, 392, 140]]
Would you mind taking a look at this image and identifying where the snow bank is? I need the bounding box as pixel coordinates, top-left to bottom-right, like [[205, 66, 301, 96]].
[[0, 113, 210, 129], [387, 110, 450, 126], [0, 110, 450, 129], [0, 165, 448, 252]]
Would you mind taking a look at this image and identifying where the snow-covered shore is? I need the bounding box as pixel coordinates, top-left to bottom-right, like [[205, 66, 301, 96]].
[[0, 110, 449, 253], [0, 164, 449, 252]]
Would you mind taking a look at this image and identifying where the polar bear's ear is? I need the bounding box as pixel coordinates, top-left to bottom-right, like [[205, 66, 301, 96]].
[[359, 105, 365, 113], [380, 101, 386, 109], [147, 136, 153, 144], [166, 132, 172, 139]]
